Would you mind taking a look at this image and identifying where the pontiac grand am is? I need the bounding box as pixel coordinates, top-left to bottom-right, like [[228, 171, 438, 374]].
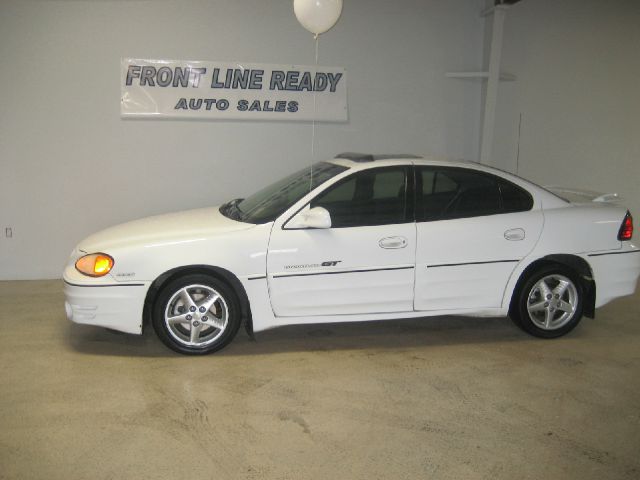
[[63, 153, 639, 354]]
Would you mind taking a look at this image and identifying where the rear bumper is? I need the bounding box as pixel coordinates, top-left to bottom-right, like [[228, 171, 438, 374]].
[[63, 280, 150, 334], [588, 248, 640, 308]]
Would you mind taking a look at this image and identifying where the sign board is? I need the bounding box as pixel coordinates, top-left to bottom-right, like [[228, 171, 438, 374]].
[[121, 58, 347, 122]]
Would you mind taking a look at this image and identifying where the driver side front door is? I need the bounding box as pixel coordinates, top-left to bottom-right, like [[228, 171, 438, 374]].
[[266, 166, 416, 317]]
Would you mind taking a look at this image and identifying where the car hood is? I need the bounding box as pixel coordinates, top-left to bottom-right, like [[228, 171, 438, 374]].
[[77, 206, 254, 252]]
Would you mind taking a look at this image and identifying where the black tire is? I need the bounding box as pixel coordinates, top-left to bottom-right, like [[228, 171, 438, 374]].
[[510, 264, 584, 338], [152, 273, 241, 355]]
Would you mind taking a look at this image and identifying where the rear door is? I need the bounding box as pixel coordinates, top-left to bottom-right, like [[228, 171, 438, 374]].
[[414, 166, 543, 311]]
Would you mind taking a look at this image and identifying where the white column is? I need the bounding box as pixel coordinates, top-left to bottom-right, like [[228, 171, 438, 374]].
[[480, 5, 508, 164]]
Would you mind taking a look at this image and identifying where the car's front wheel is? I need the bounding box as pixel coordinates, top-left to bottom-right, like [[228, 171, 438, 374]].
[[152, 273, 241, 354], [511, 265, 584, 338]]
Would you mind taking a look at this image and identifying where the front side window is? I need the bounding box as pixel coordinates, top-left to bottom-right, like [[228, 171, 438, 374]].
[[311, 167, 409, 228], [223, 162, 348, 224], [417, 167, 533, 221]]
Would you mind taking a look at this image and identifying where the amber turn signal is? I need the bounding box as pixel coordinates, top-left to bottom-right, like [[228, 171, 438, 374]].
[[75, 253, 114, 277]]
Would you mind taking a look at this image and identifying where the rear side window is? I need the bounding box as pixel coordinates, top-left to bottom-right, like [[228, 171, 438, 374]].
[[416, 167, 533, 221], [311, 167, 408, 228], [500, 180, 534, 213]]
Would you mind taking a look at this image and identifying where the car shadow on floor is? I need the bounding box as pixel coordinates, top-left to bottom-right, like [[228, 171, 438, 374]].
[[64, 314, 537, 358]]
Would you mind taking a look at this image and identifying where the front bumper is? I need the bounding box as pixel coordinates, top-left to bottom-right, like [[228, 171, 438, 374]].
[[63, 279, 150, 334]]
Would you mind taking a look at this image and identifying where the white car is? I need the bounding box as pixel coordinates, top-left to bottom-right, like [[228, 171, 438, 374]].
[[63, 153, 639, 354]]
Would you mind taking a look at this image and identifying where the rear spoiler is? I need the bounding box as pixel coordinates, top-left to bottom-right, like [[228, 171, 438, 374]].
[[544, 186, 621, 204]]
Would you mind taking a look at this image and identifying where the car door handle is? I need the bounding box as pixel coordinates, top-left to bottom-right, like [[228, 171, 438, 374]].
[[379, 236, 408, 249], [504, 228, 525, 241]]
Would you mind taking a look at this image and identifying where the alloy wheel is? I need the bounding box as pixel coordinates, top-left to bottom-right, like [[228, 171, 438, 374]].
[[163, 284, 229, 348], [526, 274, 578, 331]]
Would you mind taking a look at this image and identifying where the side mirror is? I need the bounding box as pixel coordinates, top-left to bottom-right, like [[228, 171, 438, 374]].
[[286, 206, 332, 229]]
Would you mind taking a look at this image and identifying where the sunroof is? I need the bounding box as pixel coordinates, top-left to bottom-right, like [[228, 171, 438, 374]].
[[335, 152, 422, 162]]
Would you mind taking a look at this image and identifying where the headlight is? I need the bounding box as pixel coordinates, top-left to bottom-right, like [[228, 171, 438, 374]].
[[75, 253, 114, 277]]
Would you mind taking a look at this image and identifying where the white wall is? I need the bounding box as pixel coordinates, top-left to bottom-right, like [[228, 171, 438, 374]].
[[0, 0, 485, 280], [491, 0, 640, 216]]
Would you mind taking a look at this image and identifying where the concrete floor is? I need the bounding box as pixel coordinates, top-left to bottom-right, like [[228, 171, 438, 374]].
[[0, 280, 639, 479]]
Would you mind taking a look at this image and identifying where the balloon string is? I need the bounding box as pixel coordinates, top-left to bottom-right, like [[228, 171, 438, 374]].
[[310, 34, 319, 193]]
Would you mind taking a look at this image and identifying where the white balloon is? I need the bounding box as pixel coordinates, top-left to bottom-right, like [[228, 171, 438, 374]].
[[294, 0, 343, 36]]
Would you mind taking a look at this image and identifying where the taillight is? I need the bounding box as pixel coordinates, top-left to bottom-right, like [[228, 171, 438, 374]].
[[618, 211, 633, 241]]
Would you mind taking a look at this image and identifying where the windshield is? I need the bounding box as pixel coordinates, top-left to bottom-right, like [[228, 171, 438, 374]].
[[220, 162, 348, 224]]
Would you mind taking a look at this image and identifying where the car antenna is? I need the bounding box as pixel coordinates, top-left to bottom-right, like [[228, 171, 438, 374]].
[[516, 112, 522, 175]]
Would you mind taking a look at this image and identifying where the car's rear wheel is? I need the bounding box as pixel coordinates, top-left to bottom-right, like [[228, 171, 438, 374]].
[[511, 265, 584, 338], [152, 273, 241, 354]]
